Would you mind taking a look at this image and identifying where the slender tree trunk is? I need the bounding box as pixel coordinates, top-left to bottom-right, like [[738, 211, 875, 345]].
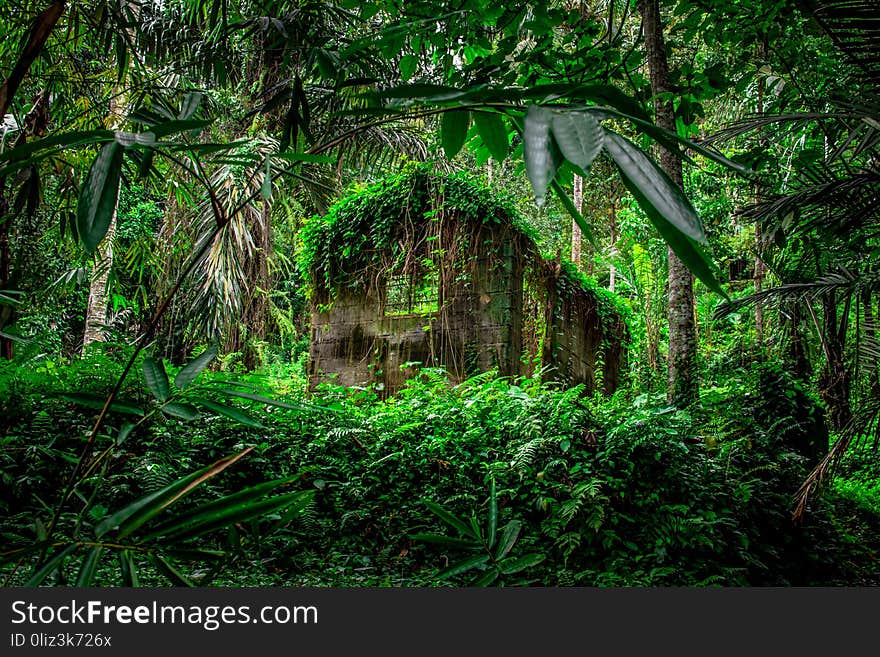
[[639, 0, 699, 406], [571, 174, 582, 268], [820, 292, 852, 431]]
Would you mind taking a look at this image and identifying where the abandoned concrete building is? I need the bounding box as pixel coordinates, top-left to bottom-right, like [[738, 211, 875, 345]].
[[303, 166, 629, 397]]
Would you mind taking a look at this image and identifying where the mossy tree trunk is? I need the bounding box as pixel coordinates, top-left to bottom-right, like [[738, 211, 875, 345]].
[[639, 0, 699, 406]]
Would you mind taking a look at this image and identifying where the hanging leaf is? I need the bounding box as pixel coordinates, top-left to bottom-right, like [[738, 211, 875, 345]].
[[142, 356, 170, 402], [95, 448, 253, 539], [441, 109, 470, 159], [174, 344, 218, 390], [473, 110, 509, 162], [523, 105, 555, 204], [161, 402, 200, 421], [399, 54, 418, 81], [261, 155, 272, 202], [551, 111, 603, 176], [195, 399, 264, 428], [602, 129, 707, 244], [76, 141, 123, 255], [178, 92, 204, 120]]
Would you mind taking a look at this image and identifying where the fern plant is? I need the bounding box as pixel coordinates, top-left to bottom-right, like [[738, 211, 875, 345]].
[[411, 476, 545, 586]]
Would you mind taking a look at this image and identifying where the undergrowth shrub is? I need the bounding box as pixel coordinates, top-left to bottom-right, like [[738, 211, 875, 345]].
[[2, 358, 876, 586]]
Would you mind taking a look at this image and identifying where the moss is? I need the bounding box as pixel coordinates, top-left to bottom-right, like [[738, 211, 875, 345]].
[[298, 162, 631, 339]]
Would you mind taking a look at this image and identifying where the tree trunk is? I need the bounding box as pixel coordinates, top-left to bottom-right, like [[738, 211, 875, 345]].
[[571, 174, 582, 268], [639, 0, 699, 406], [609, 200, 618, 293], [819, 292, 852, 431]]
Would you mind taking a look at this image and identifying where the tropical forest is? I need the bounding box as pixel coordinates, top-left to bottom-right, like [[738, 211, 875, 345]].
[[2, 0, 879, 588]]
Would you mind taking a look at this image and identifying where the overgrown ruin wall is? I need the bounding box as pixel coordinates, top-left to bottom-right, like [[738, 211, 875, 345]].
[[304, 168, 628, 397]]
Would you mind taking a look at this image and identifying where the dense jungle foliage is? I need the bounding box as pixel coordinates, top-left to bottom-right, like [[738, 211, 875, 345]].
[[1, 0, 880, 587]]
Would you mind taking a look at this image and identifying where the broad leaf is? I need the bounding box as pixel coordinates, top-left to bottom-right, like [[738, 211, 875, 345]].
[[470, 568, 500, 587], [77, 141, 123, 255], [410, 533, 482, 549], [174, 344, 218, 390], [25, 545, 79, 586], [142, 356, 170, 402], [216, 389, 321, 411], [424, 500, 476, 538], [552, 111, 603, 176], [436, 554, 490, 580], [75, 546, 104, 586], [523, 105, 555, 204], [60, 392, 144, 417], [494, 520, 521, 561], [473, 110, 509, 162], [487, 477, 498, 549], [161, 402, 200, 421], [151, 491, 313, 543], [142, 477, 304, 541], [195, 399, 264, 428], [498, 553, 545, 574], [95, 448, 253, 539], [441, 110, 470, 159], [602, 130, 706, 244]]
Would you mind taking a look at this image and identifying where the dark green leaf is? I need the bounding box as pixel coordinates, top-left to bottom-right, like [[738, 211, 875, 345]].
[[77, 141, 123, 255], [441, 110, 470, 159], [602, 130, 706, 244], [119, 550, 139, 586], [487, 477, 497, 549], [174, 344, 218, 390], [424, 500, 476, 538], [195, 399, 264, 428], [552, 111, 603, 176], [0, 129, 114, 165], [142, 477, 304, 541], [161, 402, 200, 421], [153, 491, 313, 543], [60, 392, 144, 417], [261, 155, 272, 202], [25, 545, 78, 586], [142, 356, 170, 402], [523, 105, 555, 204], [437, 554, 490, 580], [473, 110, 510, 162], [410, 533, 482, 549], [399, 54, 418, 81], [499, 553, 545, 574], [494, 520, 521, 561], [95, 448, 252, 539], [216, 389, 321, 411], [470, 568, 500, 587], [75, 546, 104, 586], [178, 92, 204, 120], [150, 554, 195, 587]]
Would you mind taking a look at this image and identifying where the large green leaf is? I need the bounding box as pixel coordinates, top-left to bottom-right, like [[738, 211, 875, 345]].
[[60, 392, 144, 416], [77, 141, 123, 255], [602, 129, 707, 244], [470, 568, 500, 587], [424, 500, 476, 538], [551, 111, 603, 176], [0, 129, 114, 164], [75, 546, 104, 586], [473, 110, 509, 162], [523, 105, 555, 205], [174, 344, 218, 390], [441, 110, 470, 159], [195, 399, 264, 428], [494, 520, 521, 561], [95, 448, 252, 539], [498, 553, 545, 574], [142, 356, 170, 402], [487, 477, 498, 550], [25, 544, 79, 586], [436, 554, 490, 580], [150, 491, 313, 543], [142, 477, 304, 541], [161, 402, 200, 421], [410, 533, 482, 549]]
